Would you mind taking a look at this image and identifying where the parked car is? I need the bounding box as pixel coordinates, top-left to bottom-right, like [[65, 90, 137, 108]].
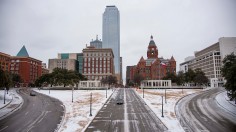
[[116, 98, 124, 105], [30, 91, 36, 96]]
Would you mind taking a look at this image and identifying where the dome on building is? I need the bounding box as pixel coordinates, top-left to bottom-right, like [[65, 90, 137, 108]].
[[149, 35, 156, 46]]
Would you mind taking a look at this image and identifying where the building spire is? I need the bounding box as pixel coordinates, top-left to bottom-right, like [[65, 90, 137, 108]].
[[96, 35, 98, 40], [151, 35, 153, 40]]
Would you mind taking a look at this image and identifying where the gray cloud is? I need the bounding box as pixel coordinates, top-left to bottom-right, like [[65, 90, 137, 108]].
[[0, 0, 236, 81]]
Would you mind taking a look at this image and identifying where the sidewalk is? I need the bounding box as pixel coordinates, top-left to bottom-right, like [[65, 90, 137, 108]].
[[0, 89, 23, 119], [215, 91, 236, 115]]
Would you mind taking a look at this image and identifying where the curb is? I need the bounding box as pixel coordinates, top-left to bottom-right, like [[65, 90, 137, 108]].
[[215, 91, 236, 116], [0, 89, 24, 120], [0, 92, 13, 110], [82, 89, 115, 132]]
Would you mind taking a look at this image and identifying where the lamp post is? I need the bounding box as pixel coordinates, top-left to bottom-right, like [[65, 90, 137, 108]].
[[89, 92, 92, 116], [4, 88, 6, 104], [161, 96, 164, 117], [143, 88, 144, 98], [106, 87, 107, 98], [165, 88, 167, 104], [72, 87, 74, 102]]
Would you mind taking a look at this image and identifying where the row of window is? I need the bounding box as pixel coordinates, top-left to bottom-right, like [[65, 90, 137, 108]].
[[84, 53, 112, 57]]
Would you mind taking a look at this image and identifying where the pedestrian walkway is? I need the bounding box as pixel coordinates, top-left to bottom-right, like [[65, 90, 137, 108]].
[[0, 89, 23, 119], [215, 91, 236, 115]]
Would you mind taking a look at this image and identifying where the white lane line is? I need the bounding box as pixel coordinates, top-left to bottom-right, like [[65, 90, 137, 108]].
[[124, 89, 130, 132], [0, 126, 8, 131], [25, 111, 29, 115]]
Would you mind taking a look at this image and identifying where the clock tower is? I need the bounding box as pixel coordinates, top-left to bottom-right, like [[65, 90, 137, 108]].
[[147, 35, 158, 59]]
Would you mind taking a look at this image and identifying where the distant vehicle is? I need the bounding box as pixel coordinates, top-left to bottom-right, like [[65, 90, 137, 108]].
[[30, 91, 36, 96], [116, 98, 124, 105]]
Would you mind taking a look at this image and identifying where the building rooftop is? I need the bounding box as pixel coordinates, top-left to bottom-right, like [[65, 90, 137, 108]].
[[17, 45, 29, 57]]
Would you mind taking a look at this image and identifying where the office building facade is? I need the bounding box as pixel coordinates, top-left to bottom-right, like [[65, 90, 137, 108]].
[[82, 46, 114, 81], [0, 52, 11, 72], [102, 6, 120, 76], [48, 59, 76, 73], [90, 35, 102, 48], [179, 37, 236, 87]]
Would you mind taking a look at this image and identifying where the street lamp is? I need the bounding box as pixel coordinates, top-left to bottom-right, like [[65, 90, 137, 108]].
[[165, 88, 167, 104], [161, 96, 164, 117], [89, 92, 92, 116], [106, 87, 107, 98], [72, 87, 74, 102], [143, 88, 144, 98], [4, 88, 6, 104]]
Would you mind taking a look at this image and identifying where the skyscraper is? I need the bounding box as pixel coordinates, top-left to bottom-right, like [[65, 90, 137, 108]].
[[102, 6, 120, 80]]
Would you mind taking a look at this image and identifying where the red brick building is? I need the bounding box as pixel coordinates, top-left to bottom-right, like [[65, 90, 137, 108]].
[[128, 36, 176, 82], [10, 46, 42, 86], [0, 52, 11, 72]]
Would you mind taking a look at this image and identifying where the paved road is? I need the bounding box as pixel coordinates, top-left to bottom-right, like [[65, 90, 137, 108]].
[[86, 88, 167, 132], [0, 88, 64, 132], [176, 88, 236, 132]]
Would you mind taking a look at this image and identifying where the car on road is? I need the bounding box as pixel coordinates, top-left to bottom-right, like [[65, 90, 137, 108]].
[[116, 98, 124, 105], [30, 91, 36, 96]]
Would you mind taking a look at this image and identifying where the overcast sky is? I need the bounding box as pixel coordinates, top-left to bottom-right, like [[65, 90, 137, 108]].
[[1, 0, 236, 81]]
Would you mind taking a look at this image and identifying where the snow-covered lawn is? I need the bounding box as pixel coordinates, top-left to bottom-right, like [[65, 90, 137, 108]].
[[35, 89, 113, 132], [0, 89, 12, 109], [135, 88, 202, 132], [0, 89, 23, 119]]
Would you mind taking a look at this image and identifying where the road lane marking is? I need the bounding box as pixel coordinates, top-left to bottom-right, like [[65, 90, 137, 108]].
[[25, 112, 28, 115], [0, 126, 8, 131], [124, 89, 130, 132]]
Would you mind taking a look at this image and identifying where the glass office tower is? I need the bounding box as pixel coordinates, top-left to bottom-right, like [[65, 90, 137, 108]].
[[102, 5, 120, 74]]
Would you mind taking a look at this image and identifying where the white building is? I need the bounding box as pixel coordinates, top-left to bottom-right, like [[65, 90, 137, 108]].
[[48, 59, 76, 73], [179, 37, 236, 87]]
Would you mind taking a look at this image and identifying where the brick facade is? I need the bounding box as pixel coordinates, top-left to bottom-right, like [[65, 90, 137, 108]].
[[0, 52, 11, 72], [10, 57, 42, 86], [128, 36, 176, 83], [82, 46, 114, 81]]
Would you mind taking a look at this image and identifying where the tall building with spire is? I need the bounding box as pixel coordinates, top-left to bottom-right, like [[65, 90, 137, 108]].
[[102, 5, 121, 83]]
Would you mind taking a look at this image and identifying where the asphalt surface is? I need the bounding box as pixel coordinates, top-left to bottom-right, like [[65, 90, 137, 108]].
[[176, 87, 236, 132], [85, 88, 167, 132], [0, 88, 64, 132]]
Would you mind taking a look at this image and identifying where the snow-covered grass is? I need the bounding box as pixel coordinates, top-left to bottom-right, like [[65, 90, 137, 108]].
[[216, 91, 236, 115], [135, 88, 202, 132], [35, 88, 113, 132], [0, 90, 12, 108], [0, 89, 23, 119]]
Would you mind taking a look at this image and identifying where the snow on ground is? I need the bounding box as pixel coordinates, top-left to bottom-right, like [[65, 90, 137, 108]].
[[0, 89, 12, 108], [34, 88, 113, 132], [215, 91, 236, 115], [0, 89, 23, 118], [135, 88, 202, 132]]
